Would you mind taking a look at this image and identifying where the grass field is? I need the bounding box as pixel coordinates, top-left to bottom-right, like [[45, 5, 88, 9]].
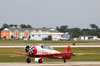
[[0, 40, 100, 46], [0, 47, 100, 62]]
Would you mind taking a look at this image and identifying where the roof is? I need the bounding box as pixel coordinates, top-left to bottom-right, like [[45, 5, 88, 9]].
[[1, 28, 59, 32]]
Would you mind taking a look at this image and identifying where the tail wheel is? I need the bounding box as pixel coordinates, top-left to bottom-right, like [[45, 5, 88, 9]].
[[27, 58, 31, 63], [38, 59, 43, 63], [64, 59, 66, 63]]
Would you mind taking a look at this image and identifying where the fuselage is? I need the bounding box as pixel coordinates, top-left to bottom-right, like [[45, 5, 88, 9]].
[[34, 46, 64, 59], [36, 46, 60, 54]]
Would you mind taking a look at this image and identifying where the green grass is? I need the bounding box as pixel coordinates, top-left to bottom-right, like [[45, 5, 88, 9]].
[[0, 47, 100, 62]]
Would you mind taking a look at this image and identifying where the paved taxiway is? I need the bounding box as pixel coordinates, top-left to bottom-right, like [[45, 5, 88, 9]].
[[0, 62, 100, 66], [1, 45, 100, 48]]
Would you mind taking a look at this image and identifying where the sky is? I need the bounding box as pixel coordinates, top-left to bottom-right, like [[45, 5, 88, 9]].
[[0, 0, 100, 28]]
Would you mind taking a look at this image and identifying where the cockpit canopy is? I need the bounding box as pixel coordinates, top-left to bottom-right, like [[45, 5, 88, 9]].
[[38, 44, 54, 50]]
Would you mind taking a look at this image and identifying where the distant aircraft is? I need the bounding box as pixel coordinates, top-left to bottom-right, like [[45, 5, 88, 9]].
[[12, 44, 75, 63]]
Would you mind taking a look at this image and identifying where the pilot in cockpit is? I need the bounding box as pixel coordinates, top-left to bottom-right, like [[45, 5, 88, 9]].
[[41, 44, 44, 48]]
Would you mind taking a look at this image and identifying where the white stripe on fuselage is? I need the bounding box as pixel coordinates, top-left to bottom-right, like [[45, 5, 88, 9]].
[[36, 46, 60, 54]]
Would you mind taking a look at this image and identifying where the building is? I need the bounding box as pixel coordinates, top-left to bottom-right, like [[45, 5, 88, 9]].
[[74, 36, 100, 41], [1, 28, 70, 41], [1, 28, 31, 40], [30, 31, 70, 41]]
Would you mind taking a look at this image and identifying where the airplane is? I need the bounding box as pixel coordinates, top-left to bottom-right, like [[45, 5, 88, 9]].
[[12, 44, 75, 63]]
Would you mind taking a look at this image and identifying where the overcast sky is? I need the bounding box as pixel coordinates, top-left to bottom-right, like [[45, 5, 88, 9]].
[[0, 0, 100, 28]]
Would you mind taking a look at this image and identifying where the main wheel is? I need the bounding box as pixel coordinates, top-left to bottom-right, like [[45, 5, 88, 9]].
[[27, 58, 31, 63], [64, 59, 66, 63], [38, 59, 43, 63]]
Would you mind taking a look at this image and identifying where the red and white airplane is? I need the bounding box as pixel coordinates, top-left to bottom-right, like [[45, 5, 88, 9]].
[[12, 44, 75, 63]]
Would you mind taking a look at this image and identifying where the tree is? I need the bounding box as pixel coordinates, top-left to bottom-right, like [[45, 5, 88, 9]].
[[20, 24, 26, 28], [96, 29, 100, 38], [47, 35, 52, 40], [26, 25, 32, 28], [14, 24, 18, 28], [22, 36, 25, 40], [2, 23, 9, 28], [0, 28, 4, 39], [3, 36, 6, 40], [81, 29, 91, 36], [68, 28, 81, 38], [56, 25, 68, 33], [8, 24, 18, 28], [9, 24, 14, 28], [42, 27, 48, 29], [56, 26, 60, 31], [28, 36, 30, 40], [11, 35, 14, 40], [20, 24, 32, 28], [90, 24, 98, 29]]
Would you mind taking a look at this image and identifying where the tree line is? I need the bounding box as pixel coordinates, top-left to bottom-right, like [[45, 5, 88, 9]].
[[56, 24, 100, 38], [1, 23, 32, 28]]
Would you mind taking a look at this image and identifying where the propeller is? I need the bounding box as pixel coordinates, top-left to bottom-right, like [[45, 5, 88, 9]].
[[25, 45, 34, 55]]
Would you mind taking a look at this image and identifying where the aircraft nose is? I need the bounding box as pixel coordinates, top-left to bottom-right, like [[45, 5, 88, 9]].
[[25, 45, 34, 55]]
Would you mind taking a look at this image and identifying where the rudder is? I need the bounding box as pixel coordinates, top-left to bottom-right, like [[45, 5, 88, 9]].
[[64, 46, 71, 53]]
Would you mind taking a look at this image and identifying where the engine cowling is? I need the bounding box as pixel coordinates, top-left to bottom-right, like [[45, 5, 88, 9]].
[[25, 45, 34, 55]]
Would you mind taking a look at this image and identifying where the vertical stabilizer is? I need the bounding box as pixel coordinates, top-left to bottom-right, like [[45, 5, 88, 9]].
[[64, 46, 71, 53]]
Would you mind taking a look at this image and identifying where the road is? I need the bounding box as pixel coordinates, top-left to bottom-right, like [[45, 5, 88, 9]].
[[0, 62, 100, 66]]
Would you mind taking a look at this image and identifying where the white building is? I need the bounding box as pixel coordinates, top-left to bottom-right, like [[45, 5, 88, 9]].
[[78, 36, 100, 41], [30, 29, 70, 41]]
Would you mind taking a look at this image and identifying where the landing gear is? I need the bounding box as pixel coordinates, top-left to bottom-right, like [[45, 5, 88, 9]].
[[38, 57, 43, 63], [64, 59, 66, 63], [27, 57, 31, 63], [38, 59, 43, 63]]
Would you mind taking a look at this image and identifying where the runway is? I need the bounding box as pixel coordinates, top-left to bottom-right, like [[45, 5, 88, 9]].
[[0, 62, 100, 66]]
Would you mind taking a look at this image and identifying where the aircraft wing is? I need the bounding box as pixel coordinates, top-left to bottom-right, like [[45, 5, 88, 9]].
[[12, 51, 29, 56], [34, 53, 75, 57], [12, 51, 75, 57]]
